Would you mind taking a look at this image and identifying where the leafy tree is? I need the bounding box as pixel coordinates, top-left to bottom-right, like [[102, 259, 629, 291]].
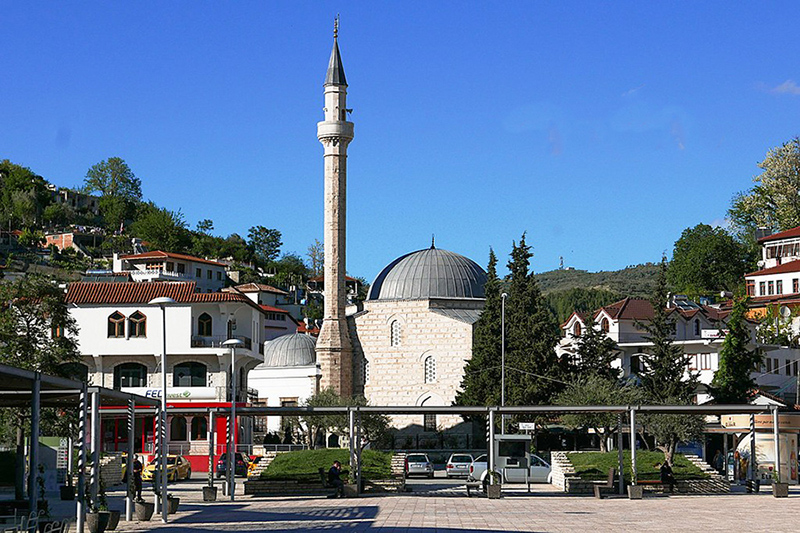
[[710, 297, 762, 403], [130, 202, 191, 253], [573, 314, 620, 381], [0, 160, 51, 230], [83, 157, 142, 229], [16, 228, 45, 249], [544, 287, 622, 325], [637, 258, 702, 464], [307, 239, 324, 278], [729, 138, 800, 243], [555, 376, 644, 452], [268, 253, 309, 289], [755, 303, 799, 347], [667, 224, 752, 298], [299, 389, 390, 450], [196, 219, 214, 234], [42, 202, 74, 228], [248, 226, 282, 263]]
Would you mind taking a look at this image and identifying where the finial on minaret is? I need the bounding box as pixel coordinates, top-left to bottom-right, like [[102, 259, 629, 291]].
[[334, 14, 339, 39], [431, 234, 436, 249]]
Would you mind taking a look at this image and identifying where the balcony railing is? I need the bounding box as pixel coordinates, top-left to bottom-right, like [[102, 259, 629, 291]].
[[191, 335, 252, 351], [129, 270, 192, 282]]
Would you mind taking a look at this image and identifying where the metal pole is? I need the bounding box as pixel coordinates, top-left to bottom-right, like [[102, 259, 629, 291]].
[[90, 390, 100, 509], [229, 345, 236, 502], [488, 408, 496, 485], [208, 411, 215, 489], [747, 413, 755, 491], [76, 385, 88, 533], [772, 406, 781, 483], [356, 409, 362, 495], [154, 409, 160, 511], [348, 408, 355, 483], [629, 407, 637, 485], [159, 304, 168, 523], [617, 413, 624, 495], [126, 397, 135, 521], [501, 293, 507, 434], [29, 372, 41, 515]]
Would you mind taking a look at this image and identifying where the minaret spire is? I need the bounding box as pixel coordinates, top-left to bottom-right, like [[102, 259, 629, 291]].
[[316, 25, 355, 396]]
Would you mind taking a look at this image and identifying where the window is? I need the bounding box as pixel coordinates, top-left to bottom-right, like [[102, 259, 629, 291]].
[[423, 414, 436, 432], [600, 318, 609, 333], [794, 361, 799, 377], [777, 280, 783, 294], [424, 355, 436, 383], [773, 358, 780, 374], [51, 323, 63, 338], [281, 398, 299, 408], [196, 268, 202, 278], [700, 353, 711, 370], [794, 279, 799, 294], [113, 363, 147, 389], [190, 417, 208, 440], [166, 261, 175, 272], [146, 262, 162, 271], [630, 354, 641, 374], [108, 312, 125, 338], [173, 362, 207, 387], [217, 271, 222, 281], [766, 358, 772, 373], [768, 281, 774, 295], [198, 313, 212, 336], [170, 417, 187, 441], [688, 354, 697, 371], [207, 270, 212, 280], [694, 319, 700, 337], [60, 362, 89, 382], [573, 322, 581, 337], [390, 320, 401, 346], [746, 281, 755, 297], [265, 312, 286, 321], [760, 281, 766, 296], [128, 311, 146, 338], [177, 263, 185, 274]]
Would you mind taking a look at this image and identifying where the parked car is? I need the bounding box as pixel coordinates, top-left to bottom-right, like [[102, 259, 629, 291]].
[[467, 454, 551, 484], [216, 452, 250, 478], [405, 453, 434, 478], [445, 454, 474, 478], [142, 455, 192, 482]]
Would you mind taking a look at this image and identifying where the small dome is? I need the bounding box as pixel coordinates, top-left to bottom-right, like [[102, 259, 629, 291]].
[[257, 334, 317, 368], [368, 247, 487, 301]]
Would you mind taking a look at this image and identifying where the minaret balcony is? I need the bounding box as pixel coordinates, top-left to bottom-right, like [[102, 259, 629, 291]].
[[317, 121, 354, 141]]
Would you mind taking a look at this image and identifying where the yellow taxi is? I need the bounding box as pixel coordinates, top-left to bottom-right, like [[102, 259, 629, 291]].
[[142, 455, 192, 482]]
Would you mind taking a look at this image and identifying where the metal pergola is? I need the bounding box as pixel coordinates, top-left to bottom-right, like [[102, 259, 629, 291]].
[[0, 364, 162, 533]]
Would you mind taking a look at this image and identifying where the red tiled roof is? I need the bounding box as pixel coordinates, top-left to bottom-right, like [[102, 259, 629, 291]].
[[745, 260, 800, 277], [231, 283, 287, 295], [758, 226, 800, 243], [296, 322, 320, 336], [259, 304, 290, 314], [592, 297, 726, 323], [119, 251, 226, 267], [66, 281, 249, 305]]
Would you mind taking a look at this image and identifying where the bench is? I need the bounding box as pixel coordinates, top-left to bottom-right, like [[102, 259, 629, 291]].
[[594, 468, 616, 499]]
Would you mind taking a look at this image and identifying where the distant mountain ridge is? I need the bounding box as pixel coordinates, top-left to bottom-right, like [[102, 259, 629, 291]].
[[535, 263, 660, 298]]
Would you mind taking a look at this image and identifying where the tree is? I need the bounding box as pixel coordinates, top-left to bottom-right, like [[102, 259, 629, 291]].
[[755, 303, 799, 347], [729, 138, 800, 242], [43, 202, 74, 228], [307, 239, 324, 278], [555, 376, 644, 452], [196, 219, 214, 234], [83, 157, 142, 229], [299, 389, 390, 450], [268, 253, 309, 290], [667, 224, 752, 298], [130, 202, 191, 253], [710, 297, 762, 403], [573, 314, 620, 381], [248, 226, 282, 263], [637, 258, 702, 464], [0, 160, 51, 230]]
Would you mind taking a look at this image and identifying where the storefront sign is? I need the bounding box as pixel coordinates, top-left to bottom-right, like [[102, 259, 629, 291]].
[[721, 413, 800, 431], [701, 329, 728, 339], [123, 387, 217, 401]]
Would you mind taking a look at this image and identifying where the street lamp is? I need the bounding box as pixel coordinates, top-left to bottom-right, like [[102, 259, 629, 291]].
[[222, 338, 244, 502], [501, 292, 507, 434], [148, 296, 176, 523]]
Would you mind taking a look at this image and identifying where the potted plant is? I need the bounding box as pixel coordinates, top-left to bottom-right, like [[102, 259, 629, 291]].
[[85, 482, 110, 533], [167, 494, 180, 515], [485, 470, 502, 499], [627, 483, 643, 500], [771, 469, 789, 498], [202, 484, 218, 501]]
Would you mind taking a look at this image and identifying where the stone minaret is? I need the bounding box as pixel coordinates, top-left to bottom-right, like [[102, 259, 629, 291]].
[[316, 19, 354, 396]]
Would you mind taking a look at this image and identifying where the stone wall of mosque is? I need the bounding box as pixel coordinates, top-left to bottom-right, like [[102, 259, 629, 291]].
[[350, 298, 482, 432]]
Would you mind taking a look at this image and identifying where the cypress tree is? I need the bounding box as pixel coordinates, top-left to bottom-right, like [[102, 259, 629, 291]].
[[710, 296, 761, 404], [574, 314, 620, 381]]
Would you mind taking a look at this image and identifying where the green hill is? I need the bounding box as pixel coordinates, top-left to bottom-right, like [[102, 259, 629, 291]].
[[536, 263, 660, 297]]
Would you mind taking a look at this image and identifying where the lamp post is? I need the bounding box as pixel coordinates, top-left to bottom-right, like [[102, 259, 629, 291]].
[[148, 296, 176, 523], [501, 292, 507, 434], [222, 338, 244, 502]]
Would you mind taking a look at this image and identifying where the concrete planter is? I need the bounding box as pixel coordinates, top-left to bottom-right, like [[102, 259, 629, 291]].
[[627, 485, 643, 500], [106, 510, 121, 530], [134, 502, 154, 522], [772, 483, 789, 498], [167, 497, 180, 514], [486, 484, 502, 499], [202, 486, 218, 501], [86, 512, 110, 533]]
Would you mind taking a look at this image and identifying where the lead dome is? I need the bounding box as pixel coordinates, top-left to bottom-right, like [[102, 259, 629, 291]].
[[257, 333, 317, 368], [367, 247, 487, 301]]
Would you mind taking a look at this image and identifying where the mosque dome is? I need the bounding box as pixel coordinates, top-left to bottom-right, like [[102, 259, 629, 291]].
[[367, 246, 487, 301], [256, 333, 317, 368]]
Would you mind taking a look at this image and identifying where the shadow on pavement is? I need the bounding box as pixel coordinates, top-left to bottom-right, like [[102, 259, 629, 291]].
[[171, 503, 379, 524]]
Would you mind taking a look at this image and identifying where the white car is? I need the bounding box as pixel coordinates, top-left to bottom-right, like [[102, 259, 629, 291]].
[[467, 454, 551, 484]]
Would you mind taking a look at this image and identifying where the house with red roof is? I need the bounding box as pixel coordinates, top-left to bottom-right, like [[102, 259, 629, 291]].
[[112, 251, 229, 292], [223, 283, 302, 340]]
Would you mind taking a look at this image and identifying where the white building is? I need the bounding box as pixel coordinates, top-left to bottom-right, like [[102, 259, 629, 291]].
[[223, 283, 302, 339], [112, 251, 228, 292], [65, 280, 267, 471]]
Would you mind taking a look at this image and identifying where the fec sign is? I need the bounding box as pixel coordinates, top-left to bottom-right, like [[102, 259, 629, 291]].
[[122, 387, 217, 401]]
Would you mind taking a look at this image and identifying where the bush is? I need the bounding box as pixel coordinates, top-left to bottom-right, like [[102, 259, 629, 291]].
[[566, 451, 709, 481], [260, 448, 392, 482]]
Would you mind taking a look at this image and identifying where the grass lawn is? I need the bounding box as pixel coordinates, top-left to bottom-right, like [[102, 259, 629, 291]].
[[567, 451, 709, 481], [260, 448, 393, 482]]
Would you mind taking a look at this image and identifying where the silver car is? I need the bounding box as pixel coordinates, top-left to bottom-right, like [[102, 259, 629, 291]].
[[405, 453, 434, 478], [446, 454, 474, 478]]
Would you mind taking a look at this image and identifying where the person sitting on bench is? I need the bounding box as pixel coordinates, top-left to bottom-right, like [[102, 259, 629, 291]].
[[327, 460, 345, 498], [659, 461, 675, 493]]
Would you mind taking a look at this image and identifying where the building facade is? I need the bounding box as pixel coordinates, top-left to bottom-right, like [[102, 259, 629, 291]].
[[113, 251, 228, 292]]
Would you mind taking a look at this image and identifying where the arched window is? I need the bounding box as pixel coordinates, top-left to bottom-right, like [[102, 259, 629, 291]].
[[198, 313, 212, 336], [170, 416, 187, 441], [173, 362, 207, 387], [113, 363, 147, 389], [573, 322, 581, 337], [60, 362, 89, 382], [424, 355, 436, 383], [108, 312, 125, 338], [694, 319, 700, 337], [390, 320, 401, 346], [601, 318, 609, 333], [191, 417, 208, 440], [129, 311, 146, 338]]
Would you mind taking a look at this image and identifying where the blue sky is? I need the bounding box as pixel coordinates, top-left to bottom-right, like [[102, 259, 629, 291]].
[[3, 1, 800, 281]]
